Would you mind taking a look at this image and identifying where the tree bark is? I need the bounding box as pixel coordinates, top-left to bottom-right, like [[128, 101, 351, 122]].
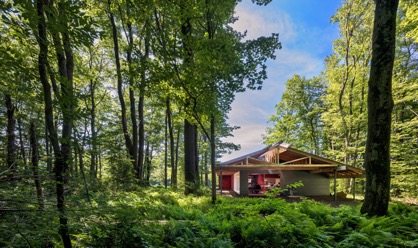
[[210, 115, 216, 204], [138, 25, 150, 183], [125, 6, 139, 178], [361, 0, 399, 216], [194, 125, 199, 185], [167, 97, 176, 188], [173, 125, 181, 188], [89, 78, 97, 179], [138, 94, 145, 181], [108, 0, 133, 160], [164, 108, 168, 188], [184, 119, 198, 195], [29, 121, 44, 210], [17, 118, 27, 170], [5, 94, 16, 180]]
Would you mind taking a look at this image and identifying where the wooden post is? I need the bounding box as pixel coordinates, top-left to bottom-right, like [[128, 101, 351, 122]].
[[220, 168, 223, 196], [353, 177, 356, 200], [334, 169, 337, 201]]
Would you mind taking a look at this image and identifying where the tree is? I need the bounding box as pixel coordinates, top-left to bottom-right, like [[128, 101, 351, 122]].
[[5, 94, 16, 180], [361, 0, 399, 216], [265, 75, 326, 154], [322, 0, 373, 169]]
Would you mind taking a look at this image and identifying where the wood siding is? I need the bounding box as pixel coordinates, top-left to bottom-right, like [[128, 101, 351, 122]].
[[280, 171, 330, 196]]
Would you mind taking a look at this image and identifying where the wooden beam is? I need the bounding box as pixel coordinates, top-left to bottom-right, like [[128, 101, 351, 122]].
[[216, 164, 337, 173], [309, 168, 335, 174], [281, 157, 309, 165], [326, 174, 365, 179]]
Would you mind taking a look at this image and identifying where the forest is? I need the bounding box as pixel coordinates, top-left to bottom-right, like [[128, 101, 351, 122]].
[[1, 0, 417, 247]]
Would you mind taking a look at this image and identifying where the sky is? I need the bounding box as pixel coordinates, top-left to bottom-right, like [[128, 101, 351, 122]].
[[220, 0, 341, 162]]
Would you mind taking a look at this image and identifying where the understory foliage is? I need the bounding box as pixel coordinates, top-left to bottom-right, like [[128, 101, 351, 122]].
[[1, 186, 417, 247]]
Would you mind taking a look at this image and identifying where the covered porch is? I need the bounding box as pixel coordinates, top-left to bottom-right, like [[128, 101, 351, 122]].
[[217, 142, 365, 200]]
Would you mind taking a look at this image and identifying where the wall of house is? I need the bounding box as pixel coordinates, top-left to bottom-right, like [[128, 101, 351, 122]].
[[280, 171, 330, 196], [239, 171, 249, 196], [233, 172, 240, 194]]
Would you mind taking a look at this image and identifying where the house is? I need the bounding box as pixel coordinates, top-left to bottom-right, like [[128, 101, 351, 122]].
[[216, 142, 365, 197]]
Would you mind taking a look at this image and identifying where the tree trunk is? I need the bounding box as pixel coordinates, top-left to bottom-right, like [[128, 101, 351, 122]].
[[36, 0, 72, 246], [126, 7, 139, 178], [5, 94, 16, 180], [361, 0, 399, 216], [184, 119, 198, 195], [17, 118, 27, 170], [173, 125, 181, 188], [167, 98, 176, 188], [108, 0, 133, 162], [89, 79, 97, 179], [164, 109, 168, 188], [194, 126, 199, 185], [210, 115, 216, 204], [144, 141, 151, 185], [30, 121, 44, 210], [138, 94, 145, 182], [138, 25, 150, 183], [45, 125, 52, 173], [204, 136, 209, 187]]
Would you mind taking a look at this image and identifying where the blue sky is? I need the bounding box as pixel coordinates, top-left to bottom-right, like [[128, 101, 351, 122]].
[[221, 0, 341, 161]]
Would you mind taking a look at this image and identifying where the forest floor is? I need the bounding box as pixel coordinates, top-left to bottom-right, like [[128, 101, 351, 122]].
[[287, 195, 362, 207], [2, 186, 418, 247], [221, 190, 418, 207]]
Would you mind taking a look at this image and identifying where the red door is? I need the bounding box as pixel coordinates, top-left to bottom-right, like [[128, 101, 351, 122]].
[[222, 175, 232, 190]]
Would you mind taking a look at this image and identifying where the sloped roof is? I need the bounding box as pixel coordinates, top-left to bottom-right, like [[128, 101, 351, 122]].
[[217, 142, 365, 178]]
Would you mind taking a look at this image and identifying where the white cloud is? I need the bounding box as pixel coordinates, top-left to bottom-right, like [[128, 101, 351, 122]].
[[231, 2, 296, 42], [221, 123, 267, 162]]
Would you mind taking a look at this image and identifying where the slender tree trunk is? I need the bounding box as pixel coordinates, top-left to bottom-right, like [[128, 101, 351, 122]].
[[194, 126, 199, 185], [5, 94, 16, 180], [98, 144, 102, 181], [138, 94, 145, 182], [173, 125, 181, 188], [126, 7, 139, 178], [45, 125, 52, 173], [74, 132, 90, 203], [89, 79, 97, 179], [164, 110, 168, 188], [30, 121, 44, 210], [361, 0, 399, 216], [108, 0, 133, 161], [204, 136, 209, 187], [210, 115, 216, 204], [138, 26, 150, 183], [17, 118, 27, 170], [73, 134, 78, 174], [167, 98, 176, 188], [144, 141, 151, 185]]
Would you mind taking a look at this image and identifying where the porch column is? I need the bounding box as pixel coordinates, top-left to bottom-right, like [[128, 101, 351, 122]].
[[220, 168, 223, 196], [353, 177, 356, 200], [240, 170, 249, 196], [333, 168, 337, 201]]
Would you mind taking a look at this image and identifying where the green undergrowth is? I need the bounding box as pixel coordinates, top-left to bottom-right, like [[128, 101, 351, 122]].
[[1, 187, 418, 247]]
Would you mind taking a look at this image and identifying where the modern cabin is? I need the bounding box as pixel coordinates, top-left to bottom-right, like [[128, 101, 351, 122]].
[[216, 142, 365, 197]]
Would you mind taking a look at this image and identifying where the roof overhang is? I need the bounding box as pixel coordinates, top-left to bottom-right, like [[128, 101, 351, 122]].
[[215, 164, 365, 178]]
